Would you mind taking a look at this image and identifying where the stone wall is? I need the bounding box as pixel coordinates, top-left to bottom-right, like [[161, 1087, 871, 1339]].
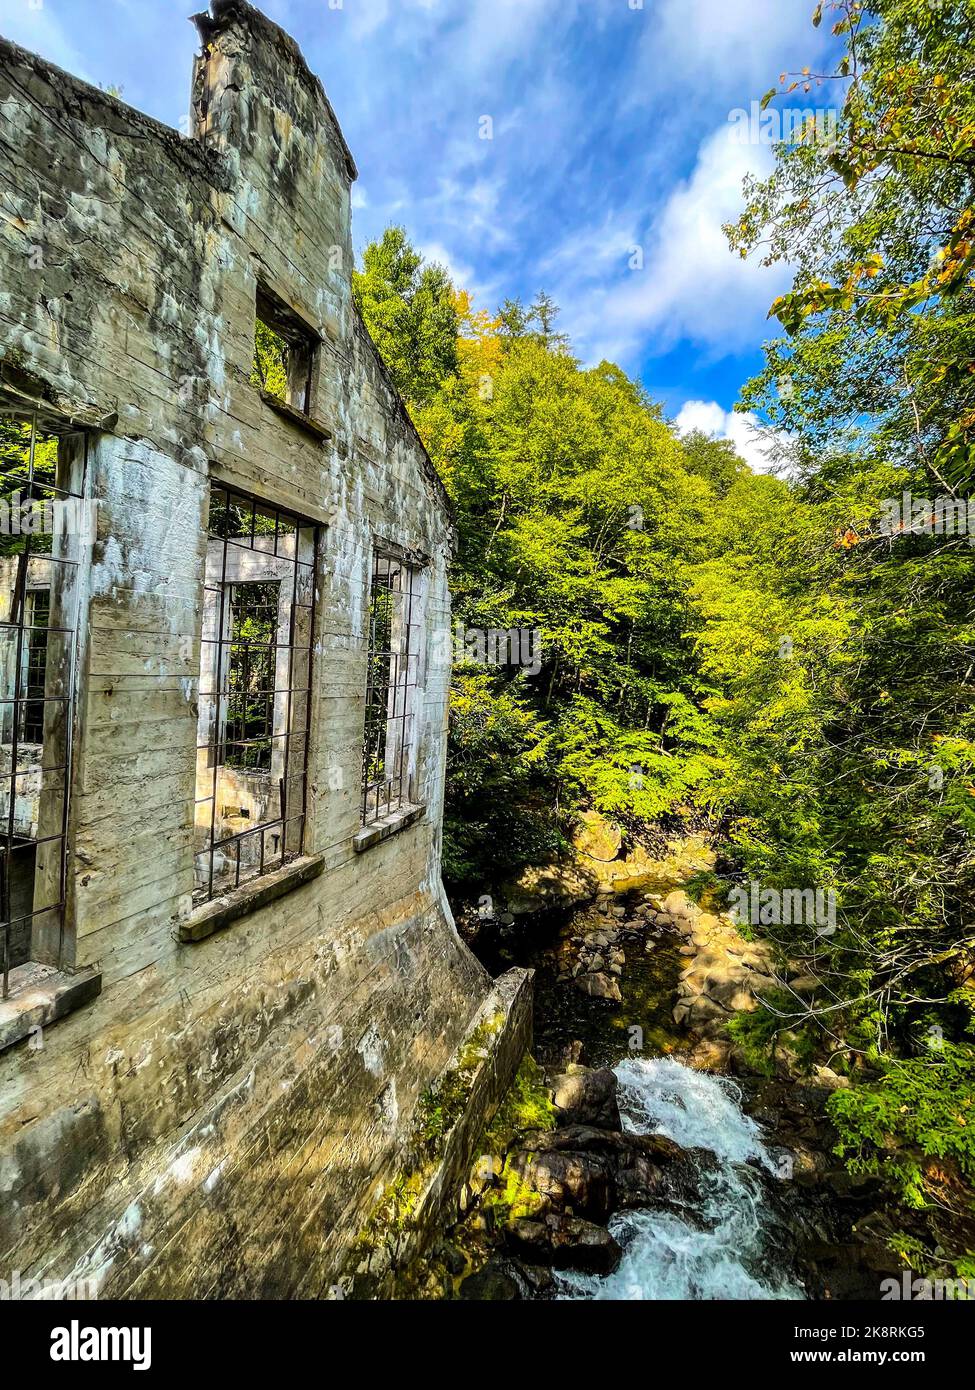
[[0, 1, 516, 1298]]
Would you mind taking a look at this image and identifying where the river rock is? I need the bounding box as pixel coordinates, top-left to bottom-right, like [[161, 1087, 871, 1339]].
[[500, 862, 595, 915], [505, 1215, 622, 1275], [514, 1125, 711, 1214], [584, 930, 614, 948], [556, 1039, 586, 1069], [573, 810, 623, 863], [682, 961, 764, 1013], [811, 1065, 849, 1091], [662, 890, 701, 925], [512, 1147, 615, 1222], [683, 994, 731, 1026], [667, 895, 789, 1061], [575, 972, 623, 1002], [458, 1256, 523, 1300], [686, 1038, 735, 1071], [551, 1066, 622, 1131]]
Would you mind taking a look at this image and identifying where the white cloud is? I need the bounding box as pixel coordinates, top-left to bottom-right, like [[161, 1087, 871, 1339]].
[[458, 0, 573, 69], [536, 216, 641, 280], [539, 121, 790, 368], [675, 399, 788, 476], [645, 0, 831, 99], [424, 174, 512, 255], [418, 240, 474, 289], [598, 122, 789, 356]]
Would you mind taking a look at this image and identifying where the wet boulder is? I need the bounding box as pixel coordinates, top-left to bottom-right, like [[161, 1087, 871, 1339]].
[[458, 1256, 524, 1300], [551, 1066, 622, 1131], [509, 1146, 615, 1223], [574, 971, 623, 1002], [510, 1125, 709, 1219], [662, 890, 701, 927], [505, 1215, 622, 1275]]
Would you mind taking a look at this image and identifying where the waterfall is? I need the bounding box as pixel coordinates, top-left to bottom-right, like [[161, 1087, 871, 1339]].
[[558, 1056, 805, 1300]]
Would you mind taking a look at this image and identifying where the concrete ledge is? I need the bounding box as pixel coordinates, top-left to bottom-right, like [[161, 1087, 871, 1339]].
[[353, 803, 425, 854], [411, 967, 535, 1237], [0, 963, 102, 1054], [259, 390, 332, 442], [179, 853, 326, 943], [348, 966, 534, 1295]]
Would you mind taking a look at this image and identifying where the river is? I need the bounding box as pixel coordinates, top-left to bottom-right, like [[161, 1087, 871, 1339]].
[[557, 1056, 805, 1299], [461, 890, 843, 1300]]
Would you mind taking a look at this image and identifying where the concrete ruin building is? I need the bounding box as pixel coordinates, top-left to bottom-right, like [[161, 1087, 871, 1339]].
[[0, 0, 530, 1297]]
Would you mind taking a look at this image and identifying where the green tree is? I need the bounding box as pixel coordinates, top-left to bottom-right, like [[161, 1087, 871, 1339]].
[[357, 237, 729, 888], [353, 226, 459, 407], [350, 5, 975, 1257], [680, 430, 748, 498]]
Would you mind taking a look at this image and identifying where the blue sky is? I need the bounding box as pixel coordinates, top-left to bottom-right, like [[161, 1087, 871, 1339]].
[[0, 0, 835, 468]]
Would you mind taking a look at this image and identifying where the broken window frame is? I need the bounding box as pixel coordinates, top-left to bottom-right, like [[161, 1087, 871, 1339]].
[[0, 408, 87, 1000], [361, 548, 424, 828], [194, 484, 319, 906], [251, 284, 318, 418]]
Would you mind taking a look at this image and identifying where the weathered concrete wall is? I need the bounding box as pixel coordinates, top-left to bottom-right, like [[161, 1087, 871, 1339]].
[[0, 1, 508, 1298], [347, 966, 534, 1299]]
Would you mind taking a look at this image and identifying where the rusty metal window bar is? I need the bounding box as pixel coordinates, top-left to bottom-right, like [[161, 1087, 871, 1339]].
[[361, 549, 422, 827], [0, 410, 87, 999], [194, 485, 318, 904], [22, 589, 51, 744]]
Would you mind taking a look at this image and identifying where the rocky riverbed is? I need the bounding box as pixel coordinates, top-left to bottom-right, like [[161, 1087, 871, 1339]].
[[431, 839, 912, 1301]]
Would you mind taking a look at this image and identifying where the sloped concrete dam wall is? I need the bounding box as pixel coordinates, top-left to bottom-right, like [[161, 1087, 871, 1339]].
[[3, 915, 530, 1300]]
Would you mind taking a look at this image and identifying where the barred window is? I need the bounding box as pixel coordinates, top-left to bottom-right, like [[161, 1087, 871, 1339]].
[[0, 409, 88, 998], [361, 549, 423, 827], [194, 486, 318, 903]]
